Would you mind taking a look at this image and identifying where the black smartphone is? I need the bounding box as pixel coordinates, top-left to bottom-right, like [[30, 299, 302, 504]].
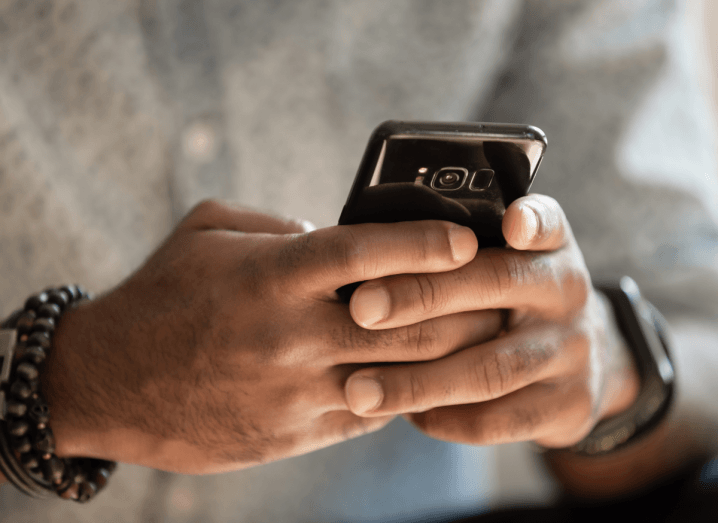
[[337, 120, 547, 301]]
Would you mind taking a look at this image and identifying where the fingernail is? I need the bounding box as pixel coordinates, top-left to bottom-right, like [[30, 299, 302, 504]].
[[448, 225, 477, 263], [346, 376, 384, 414], [351, 284, 390, 327], [520, 205, 539, 246]]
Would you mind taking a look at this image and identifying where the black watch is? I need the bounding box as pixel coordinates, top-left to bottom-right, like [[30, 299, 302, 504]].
[[563, 276, 675, 456]]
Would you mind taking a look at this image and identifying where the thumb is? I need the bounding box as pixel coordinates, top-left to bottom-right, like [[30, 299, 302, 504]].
[[502, 194, 571, 252]]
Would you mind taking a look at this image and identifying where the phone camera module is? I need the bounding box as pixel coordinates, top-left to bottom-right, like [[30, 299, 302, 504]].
[[432, 167, 468, 191]]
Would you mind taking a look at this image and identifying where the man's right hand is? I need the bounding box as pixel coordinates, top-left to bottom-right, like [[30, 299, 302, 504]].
[[39, 200, 500, 475]]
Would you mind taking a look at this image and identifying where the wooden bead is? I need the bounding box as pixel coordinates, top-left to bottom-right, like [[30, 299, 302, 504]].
[[26, 332, 50, 350], [59, 482, 80, 500], [11, 379, 33, 400], [93, 467, 112, 489], [37, 303, 62, 319], [15, 311, 37, 335], [21, 452, 39, 470], [77, 480, 98, 503], [46, 289, 69, 309], [12, 436, 31, 454], [20, 346, 46, 366], [8, 419, 29, 437], [34, 427, 55, 454], [41, 456, 65, 484], [16, 362, 39, 382], [60, 285, 79, 301], [24, 293, 48, 312], [6, 400, 27, 418], [30, 317, 55, 335]]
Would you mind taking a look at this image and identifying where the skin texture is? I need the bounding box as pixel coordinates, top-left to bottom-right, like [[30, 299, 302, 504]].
[[36, 200, 504, 475], [345, 194, 641, 448]]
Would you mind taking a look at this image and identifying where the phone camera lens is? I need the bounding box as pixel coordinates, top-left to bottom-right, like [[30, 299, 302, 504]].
[[439, 172, 460, 186], [431, 168, 467, 191]]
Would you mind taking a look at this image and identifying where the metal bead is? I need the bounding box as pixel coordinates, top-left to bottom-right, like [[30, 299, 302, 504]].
[[27, 332, 50, 350], [24, 293, 48, 312], [21, 452, 39, 470], [76, 480, 97, 503], [34, 427, 55, 454], [8, 419, 29, 437], [12, 436, 31, 454], [30, 317, 55, 335], [27, 398, 50, 425], [20, 345, 47, 366], [41, 456, 64, 484], [6, 400, 27, 418], [16, 362, 39, 382], [11, 379, 33, 400], [46, 289, 69, 310], [15, 311, 37, 335], [37, 303, 62, 319], [59, 481, 80, 500]]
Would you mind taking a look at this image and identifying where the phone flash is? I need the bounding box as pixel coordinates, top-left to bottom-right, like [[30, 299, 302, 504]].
[[418, 167, 428, 174]]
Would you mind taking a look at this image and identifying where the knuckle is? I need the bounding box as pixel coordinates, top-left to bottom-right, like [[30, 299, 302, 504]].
[[483, 253, 521, 302], [505, 406, 544, 441], [408, 372, 427, 407], [333, 228, 372, 279], [191, 198, 224, 220], [404, 321, 440, 358], [471, 351, 514, 399], [407, 274, 445, 315]]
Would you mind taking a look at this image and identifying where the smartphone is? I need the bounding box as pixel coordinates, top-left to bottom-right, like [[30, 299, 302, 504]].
[[336, 120, 547, 302]]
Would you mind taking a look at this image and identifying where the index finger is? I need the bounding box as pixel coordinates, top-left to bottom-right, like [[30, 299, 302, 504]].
[[273, 221, 478, 296]]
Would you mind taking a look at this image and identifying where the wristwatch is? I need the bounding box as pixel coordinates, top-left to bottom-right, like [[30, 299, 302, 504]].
[[564, 276, 675, 456]]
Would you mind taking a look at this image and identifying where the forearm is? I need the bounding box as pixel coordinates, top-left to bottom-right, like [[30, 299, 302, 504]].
[[544, 318, 718, 499]]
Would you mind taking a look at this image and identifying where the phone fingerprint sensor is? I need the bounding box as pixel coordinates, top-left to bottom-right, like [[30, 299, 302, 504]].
[[469, 169, 494, 191]]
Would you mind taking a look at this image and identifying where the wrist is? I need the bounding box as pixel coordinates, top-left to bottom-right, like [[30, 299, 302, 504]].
[[594, 289, 641, 420]]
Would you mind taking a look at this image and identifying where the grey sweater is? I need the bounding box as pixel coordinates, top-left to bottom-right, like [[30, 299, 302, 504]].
[[1, 1, 717, 521]]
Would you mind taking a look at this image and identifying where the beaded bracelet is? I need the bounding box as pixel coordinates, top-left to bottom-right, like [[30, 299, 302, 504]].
[[0, 285, 116, 502]]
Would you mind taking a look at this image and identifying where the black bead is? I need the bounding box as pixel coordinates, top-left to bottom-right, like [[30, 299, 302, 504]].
[[34, 427, 55, 454], [46, 289, 69, 309], [26, 332, 50, 350], [24, 293, 48, 312], [11, 379, 33, 400], [37, 303, 62, 319], [20, 346, 47, 366], [21, 452, 39, 470], [16, 362, 39, 382], [41, 456, 64, 484], [30, 317, 55, 335], [15, 311, 37, 335], [12, 436, 31, 454], [77, 480, 97, 503], [27, 398, 50, 425], [5, 400, 27, 418]]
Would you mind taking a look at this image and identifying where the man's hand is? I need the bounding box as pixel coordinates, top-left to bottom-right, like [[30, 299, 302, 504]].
[[41, 200, 503, 474], [344, 194, 640, 448]]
